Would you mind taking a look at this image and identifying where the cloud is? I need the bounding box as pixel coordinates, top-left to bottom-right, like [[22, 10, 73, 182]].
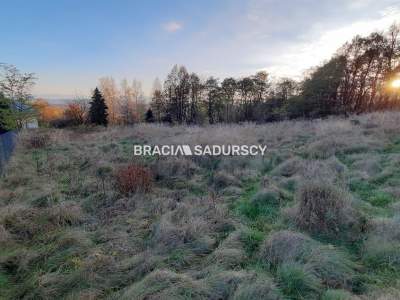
[[261, 6, 400, 78], [162, 21, 183, 33], [179, 0, 400, 80]]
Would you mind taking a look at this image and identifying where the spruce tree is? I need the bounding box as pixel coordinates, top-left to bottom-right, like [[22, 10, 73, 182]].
[[145, 108, 155, 123], [89, 88, 108, 126]]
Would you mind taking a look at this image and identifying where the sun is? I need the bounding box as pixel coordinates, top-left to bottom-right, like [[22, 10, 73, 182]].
[[392, 79, 400, 89]]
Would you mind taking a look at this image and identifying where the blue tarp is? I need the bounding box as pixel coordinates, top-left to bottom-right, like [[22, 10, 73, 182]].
[[0, 131, 17, 174]]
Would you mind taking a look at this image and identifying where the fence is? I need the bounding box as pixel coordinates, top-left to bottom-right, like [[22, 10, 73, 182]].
[[0, 131, 17, 174]]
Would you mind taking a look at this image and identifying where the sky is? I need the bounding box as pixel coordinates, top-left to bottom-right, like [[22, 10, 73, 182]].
[[1, 0, 400, 101]]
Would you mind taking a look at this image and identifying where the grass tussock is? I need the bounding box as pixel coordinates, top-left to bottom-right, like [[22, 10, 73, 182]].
[[294, 181, 364, 240]]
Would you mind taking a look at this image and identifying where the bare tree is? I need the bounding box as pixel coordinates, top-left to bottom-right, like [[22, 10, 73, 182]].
[[120, 79, 136, 124], [99, 77, 120, 124], [64, 98, 89, 125], [132, 79, 146, 122], [150, 78, 164, 122], [0, 63, 37, 128]]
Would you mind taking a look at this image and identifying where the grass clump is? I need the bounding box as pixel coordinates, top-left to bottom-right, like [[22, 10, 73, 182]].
[[260, 230, 358, 290], [277, 262, 321, 299], [204, 270, 253, 299], [233, 276, 283, 300], [118, 269, 208, 300], [260, 230, 314, 268], [294, 181, 363, 241], [362, 217, 400, 269], [1, 204, 83, 241], [236, 188, 281, 223]]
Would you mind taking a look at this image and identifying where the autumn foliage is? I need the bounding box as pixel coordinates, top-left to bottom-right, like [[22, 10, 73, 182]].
[[32, 99, 64, 123], [115, 164, 153, 195]]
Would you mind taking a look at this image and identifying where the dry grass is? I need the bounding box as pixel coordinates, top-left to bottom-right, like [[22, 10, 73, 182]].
[[294, 181, 363, 240], [1, 111, 400, 299]]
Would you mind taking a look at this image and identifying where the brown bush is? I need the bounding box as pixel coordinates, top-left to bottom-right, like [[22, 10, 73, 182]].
[[115, 164, 153, 195], [25, 132, 51, 149]]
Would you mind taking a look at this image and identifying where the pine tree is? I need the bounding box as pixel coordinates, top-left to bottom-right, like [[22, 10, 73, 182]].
[[89, 88, 108, 126], [145, 108, 155, 123]]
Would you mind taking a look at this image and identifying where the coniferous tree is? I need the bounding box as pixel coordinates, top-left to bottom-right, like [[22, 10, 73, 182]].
[[89, 88, 108, 126], [145, 108, 155, 123]]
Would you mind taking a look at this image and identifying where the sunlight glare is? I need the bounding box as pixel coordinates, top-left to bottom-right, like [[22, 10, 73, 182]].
[[392, 79, 400, 89]]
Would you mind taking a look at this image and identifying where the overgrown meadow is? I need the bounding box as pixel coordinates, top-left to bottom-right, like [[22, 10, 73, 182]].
[[2, 112, 400, 299]]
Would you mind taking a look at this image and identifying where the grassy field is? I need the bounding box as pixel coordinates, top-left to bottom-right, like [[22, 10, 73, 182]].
[[1, 112, 400, 299]]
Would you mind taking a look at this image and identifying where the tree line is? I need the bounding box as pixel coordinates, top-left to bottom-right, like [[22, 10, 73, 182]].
[[1, 24, 399, 131], [150, 24, 400, 124]]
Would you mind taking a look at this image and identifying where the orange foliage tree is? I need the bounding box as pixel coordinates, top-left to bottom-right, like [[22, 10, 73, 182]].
[[32, 99, 65, 124]]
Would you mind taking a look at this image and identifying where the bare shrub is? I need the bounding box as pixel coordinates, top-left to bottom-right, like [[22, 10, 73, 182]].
[[115, 164, 153, 195], [24, 131, 51, 149], [295, 181, 362, 239]]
